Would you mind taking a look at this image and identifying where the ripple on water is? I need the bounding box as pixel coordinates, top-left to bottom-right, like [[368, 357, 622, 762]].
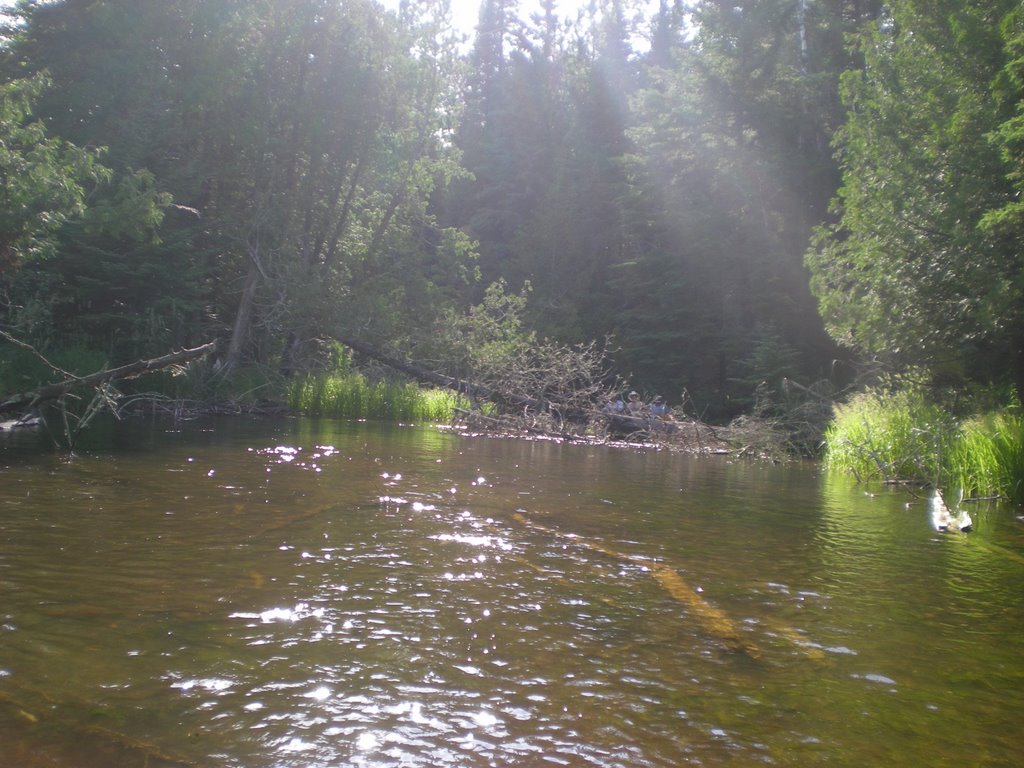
[[5, 422, 1024, 768]]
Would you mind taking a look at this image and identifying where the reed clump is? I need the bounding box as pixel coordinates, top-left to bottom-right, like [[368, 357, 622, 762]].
[[288, 371, 465, 422], [948, 412, 1024, 504], [823, 386, 955, 483], [824, 386, 1024, 502]]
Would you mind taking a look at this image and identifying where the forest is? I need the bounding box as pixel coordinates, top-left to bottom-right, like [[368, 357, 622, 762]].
[[1, 0, 1022, 431]]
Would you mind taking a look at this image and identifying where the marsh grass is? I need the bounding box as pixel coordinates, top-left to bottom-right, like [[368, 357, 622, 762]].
[[948, 412, 1024, 504], [289, 372, 465, 422], [825, 387, 1024, 502], [824, 387, 955, 483]]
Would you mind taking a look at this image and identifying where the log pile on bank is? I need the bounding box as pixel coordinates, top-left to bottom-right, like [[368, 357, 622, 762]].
[[450, 405, 732, 452]]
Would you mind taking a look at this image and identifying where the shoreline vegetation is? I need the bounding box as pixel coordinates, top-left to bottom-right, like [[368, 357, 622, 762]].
[[823, 384, 1024, 505], [3, 3, 1024, 506], [2, 337, 1022, 506]]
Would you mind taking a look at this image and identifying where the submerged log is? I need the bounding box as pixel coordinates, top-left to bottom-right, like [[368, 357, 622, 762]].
[[511, 511, 763, 659], [0, 685, 200, 768], [0, 341, 217, 417]]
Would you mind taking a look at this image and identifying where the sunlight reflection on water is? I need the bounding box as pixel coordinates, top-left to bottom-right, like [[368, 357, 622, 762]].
[[1, 419, 1024, 767]]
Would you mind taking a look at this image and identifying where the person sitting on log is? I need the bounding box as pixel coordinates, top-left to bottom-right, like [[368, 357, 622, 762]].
[[649, 395, 670, 419], [626, 390, 646, 417]]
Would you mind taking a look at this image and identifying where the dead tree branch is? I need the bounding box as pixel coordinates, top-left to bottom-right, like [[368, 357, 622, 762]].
[[0, 341, 217, 417]]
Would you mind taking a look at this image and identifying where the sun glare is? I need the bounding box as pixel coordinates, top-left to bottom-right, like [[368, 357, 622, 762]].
[[385, 0, 591, 39]]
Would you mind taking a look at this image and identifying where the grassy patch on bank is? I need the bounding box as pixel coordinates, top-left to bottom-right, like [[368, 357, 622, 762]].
[[288, 372, 465, 422], [824, 386, 1024, 504], [1, 340, 465, 424]]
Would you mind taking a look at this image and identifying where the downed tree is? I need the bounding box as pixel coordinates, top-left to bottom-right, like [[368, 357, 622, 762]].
[[336, 335, 736, 450], [337, 335, 583, 418], [0, 341, 217, 418], [338, 335, 492, 399]]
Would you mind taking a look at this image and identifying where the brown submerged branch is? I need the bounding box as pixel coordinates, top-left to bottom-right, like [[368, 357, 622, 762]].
[[511, 511, 763, 659]]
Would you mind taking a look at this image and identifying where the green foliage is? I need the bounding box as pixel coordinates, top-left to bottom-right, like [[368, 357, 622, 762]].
[[428, 279, 535, 377], [2, 0, 473, 377], [0, 73, 109, 269], [808, 0, 1024, 398], [983, 5, 1024, 235], [0, 71, 182, 359], [20, 0, 1017, 428], [288, 372, 465, 422], [729, 324, 803, 410], [586, 0, 859, 413], [825, 384, 1024, 502], [80, 170, 170, 242], [948, 412, 1024, 504], [1, 0, 876, 420], [824, 384, 957, 483]]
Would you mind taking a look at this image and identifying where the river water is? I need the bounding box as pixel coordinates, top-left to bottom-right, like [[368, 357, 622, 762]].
[[1, 417, 1023, 767]]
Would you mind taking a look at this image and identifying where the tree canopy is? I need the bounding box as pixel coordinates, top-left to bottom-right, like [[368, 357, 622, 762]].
[[2, 0, 1021, 414], [808, 0, 1024, 399]]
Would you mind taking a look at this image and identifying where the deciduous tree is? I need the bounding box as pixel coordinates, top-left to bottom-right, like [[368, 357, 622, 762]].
[[808, 0, 1024, 398]]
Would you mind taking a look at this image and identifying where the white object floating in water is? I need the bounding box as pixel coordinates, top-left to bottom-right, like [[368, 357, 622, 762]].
[[956, 510, 973, 532], [930, 489, 972, 533]]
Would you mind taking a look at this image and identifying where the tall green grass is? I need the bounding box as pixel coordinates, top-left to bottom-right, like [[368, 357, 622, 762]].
[[288, 371, 465, 422], [823, 387, 956, 483], [824, 387, 1024, 502], [948, 412, 1024, 504]]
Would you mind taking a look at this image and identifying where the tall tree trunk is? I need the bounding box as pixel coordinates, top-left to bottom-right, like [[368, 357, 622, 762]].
[[222, 256, 261, 375]]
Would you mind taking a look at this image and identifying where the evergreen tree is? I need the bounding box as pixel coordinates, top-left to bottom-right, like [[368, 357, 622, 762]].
[[607, 0, 869, 412]]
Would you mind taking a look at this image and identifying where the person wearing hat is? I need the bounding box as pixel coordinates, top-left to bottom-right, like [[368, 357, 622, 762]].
[[649, 395, 669, 419]]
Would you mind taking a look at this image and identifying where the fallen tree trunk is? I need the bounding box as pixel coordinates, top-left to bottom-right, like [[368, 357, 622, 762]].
[[336, 335, 556, 415], [0, 341, 217, 417], [337, 337, 735, 449]]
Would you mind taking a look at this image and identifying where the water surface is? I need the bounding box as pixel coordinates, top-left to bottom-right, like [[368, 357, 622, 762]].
[[2, 417, 1023, 767]]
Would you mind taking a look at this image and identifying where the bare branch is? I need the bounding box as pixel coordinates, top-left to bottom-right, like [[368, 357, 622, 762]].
[[0, 341, 217, 416]]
